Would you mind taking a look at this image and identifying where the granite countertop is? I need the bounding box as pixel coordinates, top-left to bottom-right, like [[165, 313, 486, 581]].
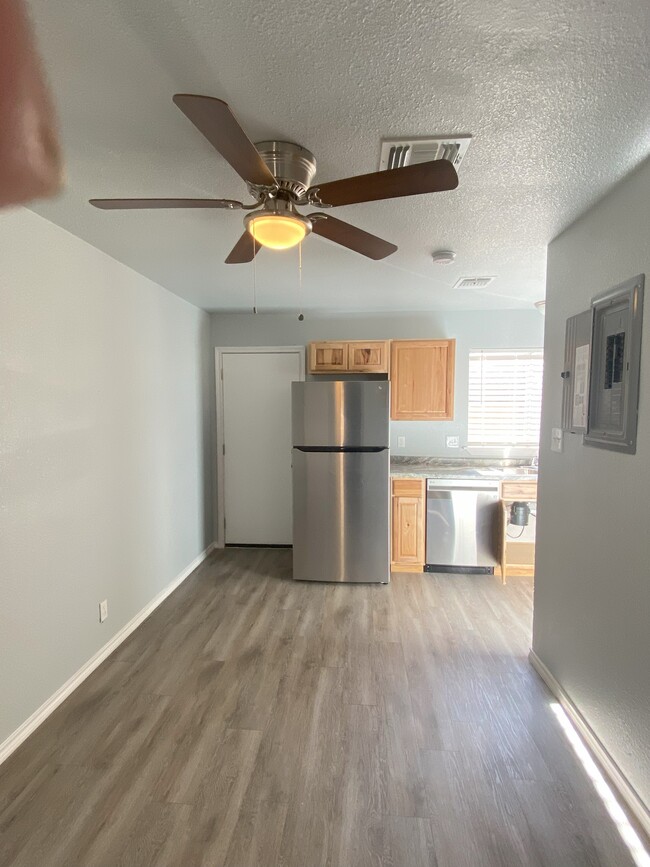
[[390, 458, 538, 482]]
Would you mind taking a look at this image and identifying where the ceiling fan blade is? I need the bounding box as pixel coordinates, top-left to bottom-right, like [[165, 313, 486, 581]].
[[309, 159, 458, 207], [89, 198, 245, 210], [310, 214, 397, 259], [225, 231, 259, 264], [173, 94, 276, 188]]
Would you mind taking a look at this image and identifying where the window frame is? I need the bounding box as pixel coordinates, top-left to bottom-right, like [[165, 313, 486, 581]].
[[466, 348, 544, 449]]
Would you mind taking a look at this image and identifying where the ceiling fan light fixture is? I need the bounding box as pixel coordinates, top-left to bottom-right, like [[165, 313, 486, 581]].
[[245, 212, 311, 250]]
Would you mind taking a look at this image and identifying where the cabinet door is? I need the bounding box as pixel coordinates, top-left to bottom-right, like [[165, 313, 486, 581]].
[[391, 479, 425, 570], [390, 339, 455, 420], [309, 341, 348, 373], [348, 340, 390, 373]]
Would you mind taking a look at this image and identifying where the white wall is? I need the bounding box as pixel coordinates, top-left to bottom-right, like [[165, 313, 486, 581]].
[[533, 157, 650, 810], [0, 209, 213, 746], [211, 309, 544, 457]]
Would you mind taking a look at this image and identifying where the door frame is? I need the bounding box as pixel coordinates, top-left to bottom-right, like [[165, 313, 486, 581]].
[[214, 346, 305, 548]]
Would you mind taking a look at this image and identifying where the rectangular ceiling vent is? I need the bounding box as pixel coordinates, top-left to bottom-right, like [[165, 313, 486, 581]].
[[379, 135, 471, 171], [454, 276, 495, 290]]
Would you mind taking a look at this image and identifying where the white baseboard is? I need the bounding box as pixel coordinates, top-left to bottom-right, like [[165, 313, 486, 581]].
[[529, 648, 650, 838], [0, 542, 217, 767]]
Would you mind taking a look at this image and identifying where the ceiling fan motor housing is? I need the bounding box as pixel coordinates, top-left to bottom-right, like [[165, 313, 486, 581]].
[[250, 140, 317, 200]]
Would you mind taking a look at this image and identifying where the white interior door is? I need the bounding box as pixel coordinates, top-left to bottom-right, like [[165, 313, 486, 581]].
[[220, 349, 303, 545]]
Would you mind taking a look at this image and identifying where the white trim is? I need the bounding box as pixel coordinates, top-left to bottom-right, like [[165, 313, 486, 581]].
[[214, 346, 305, 548], [0, 542, 216, 767], [529, 649, 650, 837]]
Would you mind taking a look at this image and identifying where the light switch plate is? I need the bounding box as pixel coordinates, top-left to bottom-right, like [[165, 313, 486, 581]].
[[397, 436, 406, 448], [446, 435, 460, 448], [99, 599, 108, 623], [551, 428, 563, 453]]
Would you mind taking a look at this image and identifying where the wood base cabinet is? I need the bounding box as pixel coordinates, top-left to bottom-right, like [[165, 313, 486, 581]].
[[391, 478, 425, 572], [499, 480, 538, 583]]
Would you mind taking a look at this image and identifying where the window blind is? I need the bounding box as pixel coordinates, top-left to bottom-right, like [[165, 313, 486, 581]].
[[467, 349, 544, 446]]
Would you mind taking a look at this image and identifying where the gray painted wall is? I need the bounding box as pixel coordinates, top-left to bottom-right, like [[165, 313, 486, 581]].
[[210, 309, 544, 457], [533, 157, 650, 809], [0, 209, 213, 746]]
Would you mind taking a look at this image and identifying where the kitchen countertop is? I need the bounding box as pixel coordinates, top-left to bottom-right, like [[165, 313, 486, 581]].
[[390, 460, 538, 482]]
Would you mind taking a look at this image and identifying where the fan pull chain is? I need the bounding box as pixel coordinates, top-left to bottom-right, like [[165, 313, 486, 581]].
[[297, 240, 304, 322], [252, 237, 258, 314]]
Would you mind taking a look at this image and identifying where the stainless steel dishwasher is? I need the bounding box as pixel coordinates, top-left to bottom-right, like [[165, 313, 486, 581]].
[[425, 478, 500, 572]]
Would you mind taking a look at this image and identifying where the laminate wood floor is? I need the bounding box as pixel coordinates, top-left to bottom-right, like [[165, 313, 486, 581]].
[[0, 548, 638, 866]]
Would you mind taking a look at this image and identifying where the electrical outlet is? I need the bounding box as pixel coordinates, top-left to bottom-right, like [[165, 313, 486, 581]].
[[397, 436, 406, 448], [446, 435, 460, 448], [99, 599, 108, 623]]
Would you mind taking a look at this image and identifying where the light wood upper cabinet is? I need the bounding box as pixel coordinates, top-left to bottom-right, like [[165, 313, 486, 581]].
[[390, 339, 455, 420], [308, 340, 389, 374], [347, 341, 390, 373], [309, 341, 349, 373], [391, 478, 425, 572]]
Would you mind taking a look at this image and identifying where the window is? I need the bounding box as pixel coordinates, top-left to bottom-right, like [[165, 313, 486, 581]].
[[467, 349, 544, 446]]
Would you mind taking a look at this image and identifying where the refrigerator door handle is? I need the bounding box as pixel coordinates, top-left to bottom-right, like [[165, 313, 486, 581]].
[[294, 446, 387, 453]]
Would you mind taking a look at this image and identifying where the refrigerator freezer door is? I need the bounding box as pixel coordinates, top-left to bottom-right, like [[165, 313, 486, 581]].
[[292, 448, 389, 583], [292, 381, 389, 448]]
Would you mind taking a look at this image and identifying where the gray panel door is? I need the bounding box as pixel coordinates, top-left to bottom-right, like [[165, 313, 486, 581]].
[[292, 449, 389, 583]]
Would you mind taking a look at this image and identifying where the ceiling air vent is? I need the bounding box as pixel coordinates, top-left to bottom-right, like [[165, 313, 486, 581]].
[[379, 135, 471, 171], [454, 276, 495, 290]]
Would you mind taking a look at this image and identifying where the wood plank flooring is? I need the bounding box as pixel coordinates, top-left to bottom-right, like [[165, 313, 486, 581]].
[[0, 548, 638, 866]]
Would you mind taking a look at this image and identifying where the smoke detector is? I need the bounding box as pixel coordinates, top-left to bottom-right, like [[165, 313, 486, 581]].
[[431, 250, 456, 265], [454, 276, 495, 290], [379, 135, 471, 171]]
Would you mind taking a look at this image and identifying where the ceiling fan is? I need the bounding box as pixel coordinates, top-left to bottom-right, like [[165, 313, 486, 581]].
[[89, 94, 459, 264]]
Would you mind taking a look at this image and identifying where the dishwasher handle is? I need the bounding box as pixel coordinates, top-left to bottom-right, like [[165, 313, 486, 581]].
[[426, 480, 499, 493]]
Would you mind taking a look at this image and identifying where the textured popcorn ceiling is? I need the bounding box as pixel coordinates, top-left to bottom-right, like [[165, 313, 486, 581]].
[[26, 0, 650, 312]]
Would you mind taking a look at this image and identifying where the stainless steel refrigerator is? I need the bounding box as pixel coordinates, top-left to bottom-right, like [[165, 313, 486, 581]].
[[292, 381, 390, 583]]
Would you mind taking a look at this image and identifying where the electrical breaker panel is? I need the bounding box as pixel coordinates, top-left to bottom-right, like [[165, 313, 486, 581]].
[[584, 274, 644, 454]]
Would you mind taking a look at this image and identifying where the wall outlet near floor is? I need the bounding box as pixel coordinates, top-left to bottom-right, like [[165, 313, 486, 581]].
[[397, 436, 406, 448], [99, 599, 108, 623], [446, 435, 460, 448]]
